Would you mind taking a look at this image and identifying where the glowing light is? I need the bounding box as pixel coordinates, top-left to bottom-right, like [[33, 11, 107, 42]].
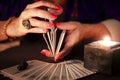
[[98, 36, 118, 46], [103, 36, 111, 41]]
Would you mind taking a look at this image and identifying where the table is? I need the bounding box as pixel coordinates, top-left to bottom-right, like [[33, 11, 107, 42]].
[[0, 35, 120, 80]]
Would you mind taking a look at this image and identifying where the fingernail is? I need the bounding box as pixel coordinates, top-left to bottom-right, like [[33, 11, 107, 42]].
[[55, 57, 62, 62], [56, 6, 62, 10], [41, 50, 46, 56], [51, 14, 57, 19], [54, 22, 60, 27], [49, 23, 54, 28]]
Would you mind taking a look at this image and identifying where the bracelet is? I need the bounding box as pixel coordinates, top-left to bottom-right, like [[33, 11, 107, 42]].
[[0, 17, 16, 42]]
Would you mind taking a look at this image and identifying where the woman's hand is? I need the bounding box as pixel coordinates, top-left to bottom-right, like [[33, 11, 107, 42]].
[[6, 1, 63, 38], [54, 21, 84, 61], [41, 21, 85, 61], [54, 21, 111, 62], [40, 21, 111, 62]]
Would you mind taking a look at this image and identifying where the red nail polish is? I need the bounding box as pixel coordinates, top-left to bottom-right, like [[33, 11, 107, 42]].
[[55, 57, 62, 62], [51, 14, 57, 19], [49, 23, 54, 28], [41, 50, 46, 56], [54, 22, 60, 27], [56, 6, 62, 10]]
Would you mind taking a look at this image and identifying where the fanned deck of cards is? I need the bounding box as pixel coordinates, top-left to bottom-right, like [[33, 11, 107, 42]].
[[43, 29, 66, 55], [1, 59, 96, 80], [43, 25, 66, 55]]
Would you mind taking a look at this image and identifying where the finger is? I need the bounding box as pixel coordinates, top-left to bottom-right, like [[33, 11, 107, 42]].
[[55, 22, 76, 30], [54, 45, 72, 62], [29, 18, 54, 29], [28, 28, 48, 33], [40, 49, 54, 58], [26, 1, 60, 9], [21, 8, 57, 20], [47, 6, 63, 15]]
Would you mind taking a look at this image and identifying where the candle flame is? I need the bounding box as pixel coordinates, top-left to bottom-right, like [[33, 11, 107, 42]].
[[98, 36, 118, 46], [103, 36, 111, 41]]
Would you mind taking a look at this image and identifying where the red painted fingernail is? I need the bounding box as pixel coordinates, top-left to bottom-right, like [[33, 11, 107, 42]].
[[56, 6, 62, 10], [41, 50, 46, 56], [55, 57, 62, 62], [54, 22, 60, 27], [49, 23, 54, 28], [51, 14, 57, 19]]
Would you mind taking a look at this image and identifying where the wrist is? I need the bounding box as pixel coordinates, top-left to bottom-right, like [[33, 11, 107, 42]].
[[82, 23, 111, 41], [6, 17, 19, 41], [0, 17, 17, 42]]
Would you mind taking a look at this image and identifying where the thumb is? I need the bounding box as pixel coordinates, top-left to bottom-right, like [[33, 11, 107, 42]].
[[54, 46, 72, 62]]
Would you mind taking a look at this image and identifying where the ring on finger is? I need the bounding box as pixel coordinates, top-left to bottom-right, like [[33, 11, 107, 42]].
[[22, 19, 31, 29]]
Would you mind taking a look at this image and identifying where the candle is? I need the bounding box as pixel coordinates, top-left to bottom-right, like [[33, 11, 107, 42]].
[[84, 36, 120, 75]]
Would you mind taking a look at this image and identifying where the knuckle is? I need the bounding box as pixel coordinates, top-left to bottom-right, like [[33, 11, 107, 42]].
[[39, 1, 46, 5], [26, 4, 31, 9]]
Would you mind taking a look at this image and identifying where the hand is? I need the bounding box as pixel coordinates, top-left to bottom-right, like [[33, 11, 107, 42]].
[[6, 1, 63, 37], [40, 21, 111, 62], [41, 21, 84, 61], [54, 21, 111, 61], [54, 21, 84, 61]]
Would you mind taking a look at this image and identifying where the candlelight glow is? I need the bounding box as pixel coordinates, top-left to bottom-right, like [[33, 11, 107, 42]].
[[98, 36, 118, 46], [103, 36, 111, 41]]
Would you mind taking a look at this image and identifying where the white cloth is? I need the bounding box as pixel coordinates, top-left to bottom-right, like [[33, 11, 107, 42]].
[[101, 19, 120, 41]]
